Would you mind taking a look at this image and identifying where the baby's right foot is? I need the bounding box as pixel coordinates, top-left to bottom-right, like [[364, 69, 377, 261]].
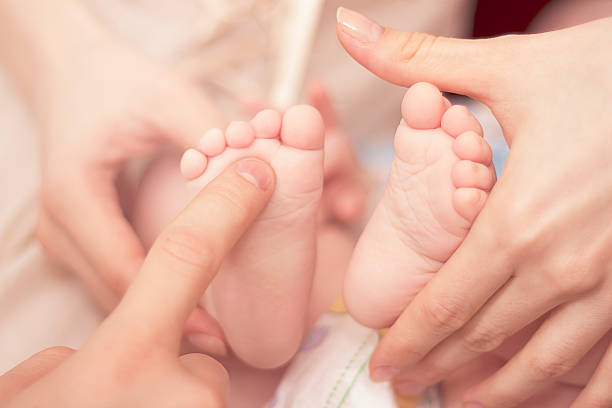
[[180, 105, 325, 369], [344, 83, 496, 328]]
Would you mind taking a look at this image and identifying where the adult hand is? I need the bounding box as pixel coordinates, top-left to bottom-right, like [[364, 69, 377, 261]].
[[0, 158, 275, 407], [337, 8, 612, 407], [0, 1, 227, 354]]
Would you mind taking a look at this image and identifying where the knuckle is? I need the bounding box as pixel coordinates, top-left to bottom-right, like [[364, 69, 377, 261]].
[[546, 255, 602, 298], [494, 200, 543, 259], [462, 325, 507, 353], [501, 224, 539, 261], [157, 225, 216, 272], [418, 296, 467, 334], [549, 269, 589, 297], [393, 31, 439, 65], [528, 352, 574, 380]]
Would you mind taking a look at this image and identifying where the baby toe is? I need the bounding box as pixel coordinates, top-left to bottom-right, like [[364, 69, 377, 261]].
[[280, 105, 324, 150], [451, 160, 496, 191], [199, 128, 226, 156], [251, 109, 282, 139], [226, 121, 255, 148], [453, 131, 493, 165], [401, 82, 447, 130], [180, 148, 208, 180], [453, 188, 487, 222], [441, 105, 483, 137]]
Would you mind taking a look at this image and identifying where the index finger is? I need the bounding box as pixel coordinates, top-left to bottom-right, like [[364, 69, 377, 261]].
[[115, 158, 275, 351], [369, 193, 513, 379]]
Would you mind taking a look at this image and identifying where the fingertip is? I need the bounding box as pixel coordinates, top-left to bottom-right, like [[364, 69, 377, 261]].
[[235, 158, 275, 192], [180, 353, 230, 398]]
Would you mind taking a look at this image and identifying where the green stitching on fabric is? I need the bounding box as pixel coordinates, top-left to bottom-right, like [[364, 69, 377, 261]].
[[323, 330, 377, 408], [337, 356, 369, 408]]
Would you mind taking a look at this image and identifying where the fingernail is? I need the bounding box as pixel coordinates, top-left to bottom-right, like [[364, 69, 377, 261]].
[[237, 159, 271, 190], [394, 379, 427, 397], [463, 403, 485, 408], [187, 334, 228, 356], [370, 366, 400, 382], [336, 7, 383, 43]]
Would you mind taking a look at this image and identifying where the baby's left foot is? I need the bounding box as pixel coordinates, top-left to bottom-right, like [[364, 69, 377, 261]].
[[180, 106, 324, 369], [344, 83, 496, 328]]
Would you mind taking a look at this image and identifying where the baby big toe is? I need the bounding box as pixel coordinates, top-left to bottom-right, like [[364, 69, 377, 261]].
[[452, 160, 496, 191], [401, 82, 447, 129], [453, 131, 493, 166], [453, 188, 488, 222], [280, 105, 325, 150], [180, 148, 207, 180]]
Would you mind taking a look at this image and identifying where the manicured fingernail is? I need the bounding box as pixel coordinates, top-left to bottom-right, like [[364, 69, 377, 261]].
[[187, 334, 228, 356], [463, 403, 485, 408], [394, 380, 427, 397], [371, 366, 400, 382], [336, 7, 383, 43], [237, 159, 271, 190]]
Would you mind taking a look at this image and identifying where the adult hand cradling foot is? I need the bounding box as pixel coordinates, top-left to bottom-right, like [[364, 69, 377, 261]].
[[0, 158, 275, 407], [337, 7, 612, 408]]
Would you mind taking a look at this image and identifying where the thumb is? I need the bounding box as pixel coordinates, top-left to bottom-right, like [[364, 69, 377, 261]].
[[179, 353, 229, 399], [336, 7, 520, 102]]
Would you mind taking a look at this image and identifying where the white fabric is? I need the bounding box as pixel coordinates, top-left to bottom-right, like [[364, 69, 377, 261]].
[[267, 313, 444, 408]]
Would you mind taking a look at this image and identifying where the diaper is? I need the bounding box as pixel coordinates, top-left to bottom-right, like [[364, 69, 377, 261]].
[[266, 301, 443, 408]]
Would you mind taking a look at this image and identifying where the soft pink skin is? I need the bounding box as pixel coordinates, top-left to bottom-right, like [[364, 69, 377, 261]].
[[180, 148, 207, 180], [132, 105, 328, 370], [199, 128, 226, 157], [225, 121, 256, 148], [344, 82, 496, 329]]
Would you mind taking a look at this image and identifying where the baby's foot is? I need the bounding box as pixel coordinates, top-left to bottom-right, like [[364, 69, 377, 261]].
[[344, 83, 496, 328], [180, 106, 325, 368]]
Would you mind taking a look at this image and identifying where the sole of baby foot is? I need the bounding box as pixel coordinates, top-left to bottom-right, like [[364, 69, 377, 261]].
[[344, 82, 496, 329], [180, 106, 325, 369]]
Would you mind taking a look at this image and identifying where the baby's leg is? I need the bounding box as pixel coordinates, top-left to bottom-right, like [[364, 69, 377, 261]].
[[132, 106, 332, 369], [345, 82, 496, 328]]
